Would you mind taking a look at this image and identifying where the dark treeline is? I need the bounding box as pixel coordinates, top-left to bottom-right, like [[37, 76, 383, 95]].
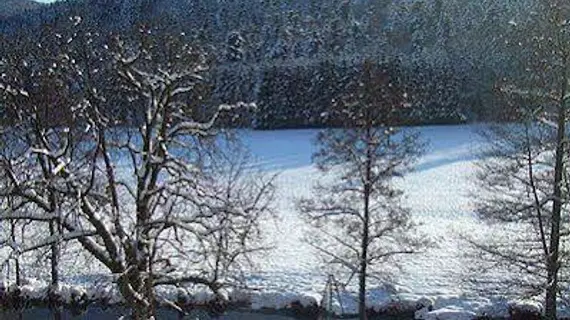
[[0, 0, 528, 128]]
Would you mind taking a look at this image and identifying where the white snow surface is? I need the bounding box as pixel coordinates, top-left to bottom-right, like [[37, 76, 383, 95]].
[[0, 124, 549, 318], [416, 306, 477, 320], [239, 125, 496, 317]]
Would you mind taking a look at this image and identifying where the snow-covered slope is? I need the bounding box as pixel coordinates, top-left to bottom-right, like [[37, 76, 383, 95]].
[[0, 124, 543, 317], [238, 124, 513, 316]]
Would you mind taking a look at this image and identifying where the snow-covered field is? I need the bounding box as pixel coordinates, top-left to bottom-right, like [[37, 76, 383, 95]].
[[0, 124, 543, 318], [239, 124, 530, 318]]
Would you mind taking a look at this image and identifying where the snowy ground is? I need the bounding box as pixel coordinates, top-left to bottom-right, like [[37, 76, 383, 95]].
[[0, 124, 543, 318], [239, 124, 517, 317]]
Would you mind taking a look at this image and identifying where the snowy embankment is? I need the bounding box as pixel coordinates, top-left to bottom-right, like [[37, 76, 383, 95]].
[[0, 125, 549, 318]]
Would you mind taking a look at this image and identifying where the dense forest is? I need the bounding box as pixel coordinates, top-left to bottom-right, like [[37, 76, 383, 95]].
[[0, 0, 530, 129]]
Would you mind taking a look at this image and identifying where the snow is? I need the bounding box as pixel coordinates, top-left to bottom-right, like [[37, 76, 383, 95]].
[[236, 124, 529, 317], [509, 299, 543, 314], [250, 291, 316, 310], [238, 125, 488, 311], [0, 124, 552, 317], [416, 306, 476, 320]]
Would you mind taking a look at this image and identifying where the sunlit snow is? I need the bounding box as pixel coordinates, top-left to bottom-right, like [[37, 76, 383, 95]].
[[0, 124, 544, 317]]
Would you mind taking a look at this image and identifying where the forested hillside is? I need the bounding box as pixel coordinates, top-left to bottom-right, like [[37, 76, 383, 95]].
[[0, 0, 42, 19], [1, 0, 526, 128]]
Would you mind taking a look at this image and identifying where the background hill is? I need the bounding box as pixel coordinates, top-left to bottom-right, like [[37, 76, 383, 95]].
[[0, 0, 42, 19], [0, 0, 528, 128]]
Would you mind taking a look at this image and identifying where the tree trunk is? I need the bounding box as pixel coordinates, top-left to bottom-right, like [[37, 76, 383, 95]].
[[49, 219, 59, 286], [359, 127, 373, 320], [14, 257, 20, 287], [358, 197, 369, 320], [10, 221, 20, 286], [545, 100, 565, 320], [132, 301, 154, 320], [118, 270, 154, 320], [48, 218, 61, 320], [118, 230, 155, 320]]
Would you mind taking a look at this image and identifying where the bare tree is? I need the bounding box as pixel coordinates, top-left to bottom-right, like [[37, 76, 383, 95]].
[[469, 1, 570, 319], [298, 60, 426, 320], [0, 25, 84, 288], [0, 22, 274, 320]]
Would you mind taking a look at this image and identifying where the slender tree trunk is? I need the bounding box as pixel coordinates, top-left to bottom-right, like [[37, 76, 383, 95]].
[[144, 240, 155, 319], [359, 190, 369, 320], [10, 221, 20, 286], [359, 127, 373, 320], [545, 100, 566, 320], [49, 217, 61, 320], [49, 219, 59, 286]]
